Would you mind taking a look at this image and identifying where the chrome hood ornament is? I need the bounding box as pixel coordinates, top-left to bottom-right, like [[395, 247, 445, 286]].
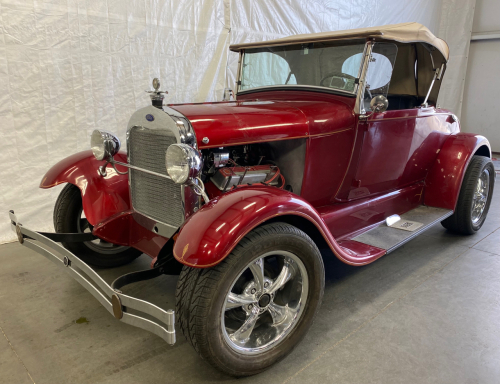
[[146, 77, 168, 109]]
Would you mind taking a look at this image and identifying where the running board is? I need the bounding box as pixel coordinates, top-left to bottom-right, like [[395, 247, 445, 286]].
[[351, 206, 453, 253]]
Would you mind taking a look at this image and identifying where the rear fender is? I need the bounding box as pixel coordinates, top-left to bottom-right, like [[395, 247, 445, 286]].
[[172, 186, 385, 268], [40, 150, 130, 226], [424, 133, 491, 210]]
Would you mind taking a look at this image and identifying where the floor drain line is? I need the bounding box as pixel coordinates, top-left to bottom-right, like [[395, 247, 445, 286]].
[[1, 325, 36, 384]]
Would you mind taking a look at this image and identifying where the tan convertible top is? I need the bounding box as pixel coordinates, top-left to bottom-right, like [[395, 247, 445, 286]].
[[230, 22, 449, 62]]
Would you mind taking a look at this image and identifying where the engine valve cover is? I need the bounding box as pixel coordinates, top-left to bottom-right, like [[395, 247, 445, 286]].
[[212, 165, 278, 191]]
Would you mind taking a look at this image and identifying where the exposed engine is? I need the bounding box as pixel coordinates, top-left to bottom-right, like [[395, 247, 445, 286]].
[[201, 145, 286, 192]]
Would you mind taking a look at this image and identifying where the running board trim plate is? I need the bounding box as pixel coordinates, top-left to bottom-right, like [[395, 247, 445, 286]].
[[352, 206, 453, 253]]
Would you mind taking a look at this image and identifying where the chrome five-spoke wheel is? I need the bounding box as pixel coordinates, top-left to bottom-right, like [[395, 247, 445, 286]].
[[222, 251, 308, 354], [175, 222, 325, 376], [471, 168, 490, 224]]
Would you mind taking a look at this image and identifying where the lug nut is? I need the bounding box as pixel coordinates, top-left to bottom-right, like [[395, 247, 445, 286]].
[[251, 288, 256, 294], [264, 282, 269, 288], [248, 304, 253, 309]]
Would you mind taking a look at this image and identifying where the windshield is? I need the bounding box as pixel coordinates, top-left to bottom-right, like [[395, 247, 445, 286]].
[[240, 40, 366, 93]]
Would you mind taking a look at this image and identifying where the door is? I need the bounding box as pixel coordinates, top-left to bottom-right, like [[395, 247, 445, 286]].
[[353, 106, 454, 199], [351, 109, 419, 198], [349, 42, 419, 199], [349, 42, 452, 199]]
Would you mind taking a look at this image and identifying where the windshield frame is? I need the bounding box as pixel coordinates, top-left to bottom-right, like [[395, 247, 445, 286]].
[[235, 39, 370, 98]]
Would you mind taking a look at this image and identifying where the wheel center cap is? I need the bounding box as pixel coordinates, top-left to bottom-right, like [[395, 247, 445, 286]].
[[258, 293, 271, 308]]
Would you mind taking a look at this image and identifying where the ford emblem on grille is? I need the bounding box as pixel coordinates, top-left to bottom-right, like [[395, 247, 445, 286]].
[[146, 114, 154, 122]]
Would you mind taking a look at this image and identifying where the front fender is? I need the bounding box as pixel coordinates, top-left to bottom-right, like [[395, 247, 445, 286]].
[[40, 150, 130, 226], [173, 186, 385, 268], [424, 133, 491, 210]]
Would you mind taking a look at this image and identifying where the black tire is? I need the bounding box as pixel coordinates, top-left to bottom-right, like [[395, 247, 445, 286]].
[[53, 184, 142, 268], [441, 155, 495, 235], [175, 222, 325, 377]]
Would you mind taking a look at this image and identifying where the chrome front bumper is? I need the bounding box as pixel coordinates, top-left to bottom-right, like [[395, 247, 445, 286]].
[[9, 211, 175, 345]]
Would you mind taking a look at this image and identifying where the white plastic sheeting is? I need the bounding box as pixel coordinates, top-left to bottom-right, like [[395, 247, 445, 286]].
[[0, 0, 474, 243]]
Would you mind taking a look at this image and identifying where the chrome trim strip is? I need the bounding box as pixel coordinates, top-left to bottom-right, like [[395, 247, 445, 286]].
[[162, 106, 198, 149], [355, 40, 373, 115], [111, 159, 172, 180], [236, 50, 244, 95], [237, 84, 356, 97], [16, 223, 176, 345]]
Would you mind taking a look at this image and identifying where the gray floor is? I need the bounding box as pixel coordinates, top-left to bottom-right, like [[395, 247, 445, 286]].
[[1, 180, 499, 384]]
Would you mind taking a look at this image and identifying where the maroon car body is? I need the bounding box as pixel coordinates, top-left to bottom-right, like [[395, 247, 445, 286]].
[[40, 91, 489, 267]]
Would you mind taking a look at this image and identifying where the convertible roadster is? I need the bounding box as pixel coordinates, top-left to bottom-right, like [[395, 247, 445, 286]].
[[10, 22, 494, 376]]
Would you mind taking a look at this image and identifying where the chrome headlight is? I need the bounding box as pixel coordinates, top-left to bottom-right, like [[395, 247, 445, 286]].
[[166, 144, 202, 184], [91, 130, 121, 161]]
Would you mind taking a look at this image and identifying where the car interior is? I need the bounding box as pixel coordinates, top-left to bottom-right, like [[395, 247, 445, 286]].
[[381, 42, 445, 111]]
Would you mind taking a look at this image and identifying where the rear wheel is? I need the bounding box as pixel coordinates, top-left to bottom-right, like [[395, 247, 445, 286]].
[[175, 222, 324, 376], [53, 184, 142, 267], [441, 155, 495, 234]]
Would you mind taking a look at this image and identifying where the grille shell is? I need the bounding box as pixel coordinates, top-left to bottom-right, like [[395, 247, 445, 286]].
[[128, 127, 184, 228]]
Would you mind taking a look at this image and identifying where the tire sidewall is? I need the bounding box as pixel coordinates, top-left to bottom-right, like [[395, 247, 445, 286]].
[[54, 185, 92, 256], [467, 159, 495, 232], [204, 228, 324, 375]]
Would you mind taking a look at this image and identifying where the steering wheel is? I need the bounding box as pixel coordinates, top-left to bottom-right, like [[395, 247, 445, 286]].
[[320, 72, 356, 90]]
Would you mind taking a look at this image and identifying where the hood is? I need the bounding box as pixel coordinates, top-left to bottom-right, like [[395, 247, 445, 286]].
[[169, 97, 355, 149]]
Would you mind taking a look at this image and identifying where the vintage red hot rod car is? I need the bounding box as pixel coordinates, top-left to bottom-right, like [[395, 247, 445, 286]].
[[10, 22, 495, 376]]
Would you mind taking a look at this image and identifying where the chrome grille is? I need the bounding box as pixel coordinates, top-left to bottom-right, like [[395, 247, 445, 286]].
[[128, 127, 184, 227]]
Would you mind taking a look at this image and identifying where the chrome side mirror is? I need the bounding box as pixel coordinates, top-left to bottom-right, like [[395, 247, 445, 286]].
[[370, 95, 389, 113]]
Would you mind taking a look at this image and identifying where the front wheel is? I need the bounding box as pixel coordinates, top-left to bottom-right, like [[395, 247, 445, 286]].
[[175, 222, 325, 376], [53, 184, 142, 268], [441, 155, 495, 234]]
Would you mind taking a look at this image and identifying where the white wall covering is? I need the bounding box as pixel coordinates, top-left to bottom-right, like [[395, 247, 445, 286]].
[[437, 0, 476, 117], [0, 0, 230, 243], [0, 0, 475, 243], [462, 0, 500, 151]]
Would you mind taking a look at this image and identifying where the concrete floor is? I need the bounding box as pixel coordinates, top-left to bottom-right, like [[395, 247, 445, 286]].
[[1, 180, 499, 384]]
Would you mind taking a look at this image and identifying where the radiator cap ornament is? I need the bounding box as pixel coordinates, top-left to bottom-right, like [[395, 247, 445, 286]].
[[146, 77, 168, 109], [152, 77, 160, 91]]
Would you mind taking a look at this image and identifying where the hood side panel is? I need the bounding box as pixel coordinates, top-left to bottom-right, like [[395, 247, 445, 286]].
[[169, 91, 356, 149], [170, 101, 308, 148]]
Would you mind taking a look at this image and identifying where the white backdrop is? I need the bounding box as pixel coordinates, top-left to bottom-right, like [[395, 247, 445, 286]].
[[0, 0, 474, 243]]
